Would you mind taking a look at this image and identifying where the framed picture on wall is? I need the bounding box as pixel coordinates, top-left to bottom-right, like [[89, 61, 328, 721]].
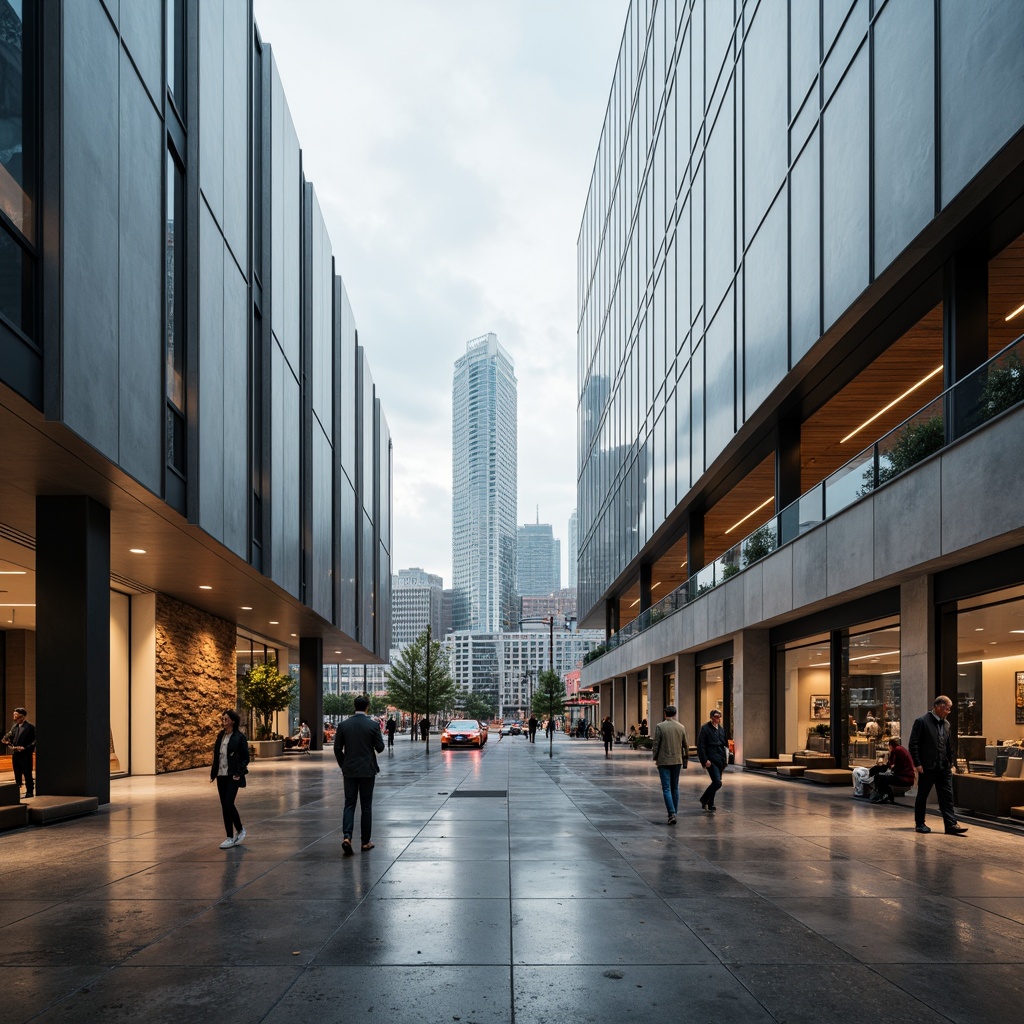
[[1015, 672, 1024, 725], [811, 695, 830, 720]]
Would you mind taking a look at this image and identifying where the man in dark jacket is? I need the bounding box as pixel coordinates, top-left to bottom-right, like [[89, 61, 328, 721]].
[[334, 695, 386, 854], [908, 695, 967, 835], [6, 708, 35, 797], [697, 710, 728, 811]]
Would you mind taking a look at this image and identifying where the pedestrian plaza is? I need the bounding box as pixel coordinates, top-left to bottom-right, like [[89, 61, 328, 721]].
[[1, 734, 1023, 1023]]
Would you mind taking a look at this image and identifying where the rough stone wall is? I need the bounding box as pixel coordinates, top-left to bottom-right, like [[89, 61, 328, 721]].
[[155, 594, 236, 773]]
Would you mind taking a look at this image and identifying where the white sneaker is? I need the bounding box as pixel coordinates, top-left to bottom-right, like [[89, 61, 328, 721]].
[[234, 828, 247, 846], [219, 837, 235, 849]]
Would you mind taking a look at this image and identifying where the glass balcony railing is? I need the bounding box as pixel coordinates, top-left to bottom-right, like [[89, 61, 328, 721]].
[[588, 333, 1024, 664]]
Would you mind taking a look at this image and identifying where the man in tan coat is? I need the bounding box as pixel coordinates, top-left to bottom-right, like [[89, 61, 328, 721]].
[[652, 705, 688, 825]]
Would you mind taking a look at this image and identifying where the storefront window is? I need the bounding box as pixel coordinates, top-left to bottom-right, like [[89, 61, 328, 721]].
[[956, 586, 1024, 751], [776, 635, 831, 755], [839, 619, 901, 767]]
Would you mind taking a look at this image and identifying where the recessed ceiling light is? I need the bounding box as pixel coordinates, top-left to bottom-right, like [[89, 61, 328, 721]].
[[0, 570, 28, 575], [1005, 301, 1024, 322], [334, 650, 341, 654], [241, 606, 252, 611], [129, 548, 146, 555], [269, 621, 279, 625], [199, 585, 212, 590], [1011, 630, 1024, 635], [975, 628, 984, 632], [290, 633, 297, 637]]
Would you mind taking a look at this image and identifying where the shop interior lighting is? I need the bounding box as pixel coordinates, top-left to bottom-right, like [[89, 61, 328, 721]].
[[0, 570, 28, 574], [241, 606, 252, 610], [129, 548, 146, 554], [1005, 301, 1024, 322], [848, 649, 900, 663], [199, 585, 212, 590], [840, 365, 943, 444], [725, 496, 774, 535]]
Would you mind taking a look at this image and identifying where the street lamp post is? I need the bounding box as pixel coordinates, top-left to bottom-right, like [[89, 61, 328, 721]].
[[425, 623, 431, 755]]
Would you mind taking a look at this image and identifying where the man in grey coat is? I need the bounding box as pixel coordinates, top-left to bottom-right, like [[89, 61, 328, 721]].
[[334, 695, 386, 854], [652, 705, 688, 825]]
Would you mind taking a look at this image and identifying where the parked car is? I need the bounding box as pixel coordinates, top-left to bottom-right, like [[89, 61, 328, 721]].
[[499, 722, 523, 736], [441, 720, 488, 749]]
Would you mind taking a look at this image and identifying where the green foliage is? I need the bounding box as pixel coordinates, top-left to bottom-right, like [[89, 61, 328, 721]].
[[583, 643, 608, 665], [980, 352, 1024, 420], [628, 734, 654, 750], [742, 524, 777, 566], [323, 692, 357, 717], [531, 669, 566, 721], [384, 629, 458, 718], [238, 662, 296, 740], [721, 561, 740, 580], [877, 415, 944, 484], [460, 688, 497, 722]]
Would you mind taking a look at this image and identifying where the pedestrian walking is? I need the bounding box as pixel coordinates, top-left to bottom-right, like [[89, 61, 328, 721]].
[[652, 705, 688, 824], [528, 714, 538, 743], [601, 716, 614, 757], [908, 695, 968, 835], [385, 715, 397, 753], [697, 709, 728, 811], [209, 709, 249, 848], [334, 694, 386, 854], [4, 708, 35, 798], [419, 717, 429, 741]]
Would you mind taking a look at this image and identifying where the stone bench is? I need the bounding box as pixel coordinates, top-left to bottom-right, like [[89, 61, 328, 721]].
[[776, 765, 806, 778], [746, 758, 786, 770], [793, 754, 836, 768], [952, 774, 1024, 816], [0, 781, 20, 804], [805, 768, 853, 785], [0, 804, 28, 831], [1010, 806, 1024, 821], [25, 796, 99, 825]]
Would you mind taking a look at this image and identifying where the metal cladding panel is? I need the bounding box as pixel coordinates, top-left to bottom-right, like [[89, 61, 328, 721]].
[[223, 0, 249, 265], [198, 0, 225, 227], [61, 0, 120, 459], [117, 0, 161, 104], [198, 204, 226, 540]]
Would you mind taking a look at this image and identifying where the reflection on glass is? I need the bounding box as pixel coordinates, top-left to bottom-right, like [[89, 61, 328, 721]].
[[0, 0, 34, 242]]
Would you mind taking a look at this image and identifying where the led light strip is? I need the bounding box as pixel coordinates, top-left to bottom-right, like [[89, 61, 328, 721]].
[[841, 365, 943, 444]]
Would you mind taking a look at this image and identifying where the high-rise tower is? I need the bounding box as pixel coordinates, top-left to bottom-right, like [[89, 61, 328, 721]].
[[516, 521, 560, 596], [452, 334, 518, 632]]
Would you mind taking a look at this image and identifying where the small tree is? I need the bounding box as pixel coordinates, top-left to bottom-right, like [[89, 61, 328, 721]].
[[323, 692, 356, 718], [531, 669, 567, 760], [384, 629, 458, 723], [238, 662, 296, 740], [460, 688, 497, 722]]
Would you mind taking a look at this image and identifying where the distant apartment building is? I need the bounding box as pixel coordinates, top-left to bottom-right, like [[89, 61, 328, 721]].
[[516, 522, 561, 596], [445, 629, 604, 717], [451, 334, 518, 632], [521, 588, 578, 626]]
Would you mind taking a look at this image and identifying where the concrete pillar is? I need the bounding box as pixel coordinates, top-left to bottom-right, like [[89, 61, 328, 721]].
[[648, 663, 666, 728], [130, 593, 157, 776], [901, 575, 935, 740], [733, 629, 770, 765], [4, 630, 34, 713], [613, 676, 627, 734], [625, 674, 639, 731], [677, 652, 697, 740], [299, 637, 324, 749], [36, 495, 111, 803]]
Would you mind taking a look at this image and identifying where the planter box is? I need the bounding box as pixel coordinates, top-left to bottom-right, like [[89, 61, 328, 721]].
[[252, 740, 283, 759]]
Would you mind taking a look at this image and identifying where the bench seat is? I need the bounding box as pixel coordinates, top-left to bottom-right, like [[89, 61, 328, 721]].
[[793, 754, 836, 768], [25, 796, 99, 825], [0, 804, 28, 831], [805, 768, 853, 785], [776, 765, 806, 778], [746, 758, 785, 770], [952, 775, 1024, 816]]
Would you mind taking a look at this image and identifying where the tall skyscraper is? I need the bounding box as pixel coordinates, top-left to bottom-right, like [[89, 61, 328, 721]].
[[452, 333, 518, 632], [516, 521, 560, 596], [567, 510, 579, 589]]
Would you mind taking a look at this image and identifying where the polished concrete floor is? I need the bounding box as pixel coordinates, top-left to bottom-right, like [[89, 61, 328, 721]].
[[1, 732, 1023, 1023]]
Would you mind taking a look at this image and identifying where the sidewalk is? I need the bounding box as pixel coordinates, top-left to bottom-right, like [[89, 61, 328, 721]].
[[0, 733, 1022, 1022]]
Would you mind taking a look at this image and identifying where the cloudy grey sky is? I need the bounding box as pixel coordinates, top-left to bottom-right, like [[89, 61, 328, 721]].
[[251, 0, 625, 586]]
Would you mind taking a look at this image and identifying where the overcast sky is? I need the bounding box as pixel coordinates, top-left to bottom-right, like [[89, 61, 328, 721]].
[[251, 0, 626, 586]]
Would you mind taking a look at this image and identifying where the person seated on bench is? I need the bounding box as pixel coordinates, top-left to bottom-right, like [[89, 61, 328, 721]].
[[870, 738, 914, 803]]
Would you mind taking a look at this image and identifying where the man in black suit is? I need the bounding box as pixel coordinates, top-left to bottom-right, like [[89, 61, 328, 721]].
[[334, 695, 385, 854], [6, 708, 35, 797], [908, 694, 967, 835]]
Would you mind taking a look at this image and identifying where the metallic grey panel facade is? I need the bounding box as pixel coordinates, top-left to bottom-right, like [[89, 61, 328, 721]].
[[576, 0, 1024, 622]]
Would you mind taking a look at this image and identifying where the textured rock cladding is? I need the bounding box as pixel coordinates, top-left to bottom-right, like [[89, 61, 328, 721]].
[[156, 594, 237, 773]]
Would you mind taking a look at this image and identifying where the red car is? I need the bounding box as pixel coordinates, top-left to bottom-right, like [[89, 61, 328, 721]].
[[440, 720, 488, 749]]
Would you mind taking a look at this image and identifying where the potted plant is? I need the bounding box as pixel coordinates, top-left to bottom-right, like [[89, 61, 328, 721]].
[[238, 662, 297, 758]]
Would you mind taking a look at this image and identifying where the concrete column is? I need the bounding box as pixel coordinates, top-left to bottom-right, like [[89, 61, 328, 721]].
[[648, 663, 666, 728], [36, 495, 111, 803], [130, 593, 157, 776], [733, 629, 770, 765], [639, 563, 652, 613], [4, 630, 34, 713], [625, 674, 639, 731], [677, 652, 697, 740], [299, 637, 324, 750], [613, 676, 627, 734], [901, 575, 935, 740]]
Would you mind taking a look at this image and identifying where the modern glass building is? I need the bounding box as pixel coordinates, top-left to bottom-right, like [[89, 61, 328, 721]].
[[577, 0, 1024, 798], [451, 333, 518, 632], [516, 522, 561, 597], [391, 567, 443, 650], [0, 1, 391, 803]]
